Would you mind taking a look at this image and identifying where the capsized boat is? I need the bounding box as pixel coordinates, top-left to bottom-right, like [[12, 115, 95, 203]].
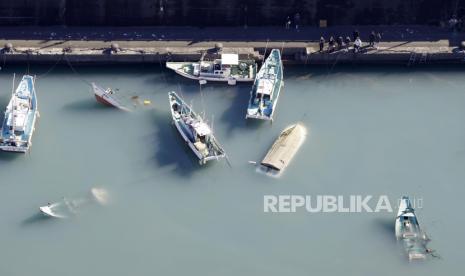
[[168, 91, 226, 165], [260, 122, 306, 176], [0, 75, 38, 153], [246, 49, 283, 121], [39, 188, 109, 218], [395, 196, 430, 261], [92, 82, 130, 111], [166, 54, 257, 85]]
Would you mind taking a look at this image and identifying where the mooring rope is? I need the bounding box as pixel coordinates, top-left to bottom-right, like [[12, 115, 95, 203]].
[[63, 54, 92, 86], [36, 53, 65, 80]]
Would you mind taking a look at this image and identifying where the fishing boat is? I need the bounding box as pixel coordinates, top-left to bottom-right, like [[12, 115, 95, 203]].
[[39, 188, 109, 218], [395, 196, 429, 261], [260, 122, 306, 176], [246, 49, 283, 121], [0, 75, 38, 153], [166, 54, 257, 85], [92, 82, 130, 111], [168, 91, 226, 165]]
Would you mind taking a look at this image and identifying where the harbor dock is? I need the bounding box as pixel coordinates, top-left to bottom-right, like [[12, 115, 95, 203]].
[[1, 26, 465, 66]]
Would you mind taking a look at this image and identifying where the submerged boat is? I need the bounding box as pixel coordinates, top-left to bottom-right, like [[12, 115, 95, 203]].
[[168, 91, 226, 164], [395, 196, 429, 261], [0, 75, 38, 153], [166, 54, 257, 85], [260, 122, 306, 176], [92, 82, 130, 111], [40, 188, 109, 218], [246, 49, 283, 121]]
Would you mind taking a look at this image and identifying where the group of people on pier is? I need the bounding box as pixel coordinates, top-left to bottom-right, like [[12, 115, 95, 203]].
[[319, 30, 381, 53]]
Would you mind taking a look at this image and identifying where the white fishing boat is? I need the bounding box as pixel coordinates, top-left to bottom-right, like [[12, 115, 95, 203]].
[[168, 91, 226, 165], [39, 188, 109, 219], [395, 196, 429, 261], [246, 49, 283, 121], [0, 75, 38, 153], [166, 54, 257, 85], [92, 82, 130, 111]]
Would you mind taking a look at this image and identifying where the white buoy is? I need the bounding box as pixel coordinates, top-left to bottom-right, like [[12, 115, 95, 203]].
[[199, 79, 207, 85], [227, 78, 237, 85]]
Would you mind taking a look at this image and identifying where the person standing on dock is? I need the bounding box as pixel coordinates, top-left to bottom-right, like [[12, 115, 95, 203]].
[[337, 36, 343, 50], [353, 30, 360, 41], [319, 37, 325, 52], [345, 36, 351, 49], [285, 16, 291, 29], [375, 32, 382, 49], [354, 37, 362, 53], [328, 36, 335, 52], [369, 31, 375, 47], [294, 13, 301, 31]]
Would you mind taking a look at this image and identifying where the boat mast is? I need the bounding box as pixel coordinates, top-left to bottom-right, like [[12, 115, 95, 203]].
[[10, 73, 16, 138]]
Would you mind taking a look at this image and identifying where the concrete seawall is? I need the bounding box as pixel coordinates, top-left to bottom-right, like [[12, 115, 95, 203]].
[[1, 39, 464, 66], [1, 25, 465, 66]]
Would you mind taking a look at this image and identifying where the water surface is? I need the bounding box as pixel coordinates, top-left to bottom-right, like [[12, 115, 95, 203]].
[[0, 64, 463, 275]]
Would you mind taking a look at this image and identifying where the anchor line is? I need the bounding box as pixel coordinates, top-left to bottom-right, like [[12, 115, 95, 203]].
[[36, 53, 65, 80], [63, 54, 92, 86]]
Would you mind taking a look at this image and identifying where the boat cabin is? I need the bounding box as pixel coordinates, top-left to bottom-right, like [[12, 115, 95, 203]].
[[254, 78, 274, 105], [191, 121, 211, 143], [199, 54, 239, 77]]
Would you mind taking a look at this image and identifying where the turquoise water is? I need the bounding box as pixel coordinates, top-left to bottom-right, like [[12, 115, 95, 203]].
[[0, 64, 463, 275]]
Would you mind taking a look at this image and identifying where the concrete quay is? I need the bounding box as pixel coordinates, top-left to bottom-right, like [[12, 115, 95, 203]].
[[0, 26, 464, 66]]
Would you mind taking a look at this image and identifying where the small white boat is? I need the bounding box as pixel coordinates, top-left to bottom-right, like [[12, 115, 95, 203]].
[[39, 188, 109, 218], [168, 91, 226, 165], [166, 54, 257, 85], [0, 74, 38, 153], [395, 196, 429, 261], [92, 82, 130, 111]]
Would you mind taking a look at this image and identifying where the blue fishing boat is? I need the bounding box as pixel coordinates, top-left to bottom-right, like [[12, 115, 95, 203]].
[[0, 75, 38, 153], [246, 49, 283, 121], [168, 91, 226, 165]]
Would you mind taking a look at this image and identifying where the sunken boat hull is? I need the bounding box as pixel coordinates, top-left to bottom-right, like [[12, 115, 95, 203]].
[[92, 82, 130, 111], [395, 196, 429, 261]]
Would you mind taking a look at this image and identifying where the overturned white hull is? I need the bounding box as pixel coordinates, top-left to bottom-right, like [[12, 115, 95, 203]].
[[260, 123, 307, 175]]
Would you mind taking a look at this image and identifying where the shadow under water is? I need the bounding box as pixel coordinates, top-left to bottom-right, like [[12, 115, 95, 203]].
[[62, 98, 119, 112], [150, 110, 200, 178], [219, 84, 272, 133], [21, 213, 54, 226], [0, 151, 22, 163]]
